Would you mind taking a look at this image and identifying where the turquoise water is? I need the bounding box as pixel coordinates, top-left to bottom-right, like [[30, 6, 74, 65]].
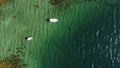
[[0, 0, 120, 68]]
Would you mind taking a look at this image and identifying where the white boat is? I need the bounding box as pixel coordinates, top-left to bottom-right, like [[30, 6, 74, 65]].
[[48, 18, 58, 23], [25, 37, 33, 41]]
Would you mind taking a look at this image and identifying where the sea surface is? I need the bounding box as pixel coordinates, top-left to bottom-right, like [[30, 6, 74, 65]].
[[0, 0, 120, 68]]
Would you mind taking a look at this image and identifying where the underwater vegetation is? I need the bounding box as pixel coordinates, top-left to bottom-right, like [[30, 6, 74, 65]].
[[0, 0, 9, 6], [49, 0, 119, 8], [0, 45, 28, 68]]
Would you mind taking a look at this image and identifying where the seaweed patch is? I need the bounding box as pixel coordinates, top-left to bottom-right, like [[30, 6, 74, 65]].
[[0, 55, 23, 68], [0, 45, 28, 68], [0, 0, 9, 6], [49, 0, 72, 9]]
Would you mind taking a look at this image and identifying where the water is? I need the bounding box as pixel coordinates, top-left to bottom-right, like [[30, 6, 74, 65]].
[[0, 0, 120, 68]]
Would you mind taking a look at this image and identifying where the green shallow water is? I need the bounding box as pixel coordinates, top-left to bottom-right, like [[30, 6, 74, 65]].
[[0, 0, 120, 68]]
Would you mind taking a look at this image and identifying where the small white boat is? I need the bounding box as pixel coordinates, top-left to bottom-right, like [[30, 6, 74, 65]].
[[25, 37, 33, 41], [47, 18, 58, 23]]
